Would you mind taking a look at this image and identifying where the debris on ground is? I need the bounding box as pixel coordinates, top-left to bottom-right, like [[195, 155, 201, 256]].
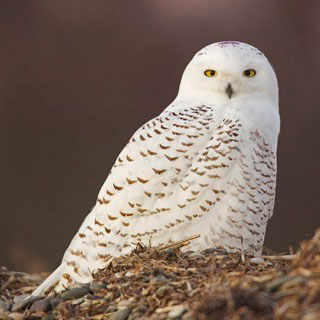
[[1, 229, 320, 319]]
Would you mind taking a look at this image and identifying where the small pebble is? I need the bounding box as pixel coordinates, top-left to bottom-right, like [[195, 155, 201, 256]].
[[111, 307, 132, 320], [168, 305, 186, 318], [13, 295, 28, 304], [106, 304, 118, 313], [250, 257, 265, 264], [152, 275, 168, 282], [29, 298, 51, 312], [69, 281, 88, 289], [90, 282, 106, 291], [156, 286, 169, 298], [12, 295, 39, 312], [60, 286, 90, 300]]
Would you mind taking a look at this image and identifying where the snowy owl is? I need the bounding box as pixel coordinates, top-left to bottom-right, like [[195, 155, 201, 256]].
[[33, 41, 280, 296]]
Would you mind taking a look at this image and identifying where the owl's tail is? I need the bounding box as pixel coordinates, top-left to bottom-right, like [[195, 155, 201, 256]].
[[31, 263, 65, 297]]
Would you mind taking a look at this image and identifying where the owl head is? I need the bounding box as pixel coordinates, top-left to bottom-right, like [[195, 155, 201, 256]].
[[177, 41, 278, 106]]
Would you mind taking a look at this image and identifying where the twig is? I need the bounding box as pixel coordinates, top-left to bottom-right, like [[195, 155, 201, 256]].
[[158, 264, 197, 272], [260, 254, 298, 261], [159, 234, 200, 251]]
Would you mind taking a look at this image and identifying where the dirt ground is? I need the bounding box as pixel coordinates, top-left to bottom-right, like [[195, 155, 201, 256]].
[[1, 230, 320, 320]]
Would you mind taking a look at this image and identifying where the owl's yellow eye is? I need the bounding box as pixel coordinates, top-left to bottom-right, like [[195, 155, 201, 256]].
[[243, 69, 256, 77], [204, 69, 217, 77]]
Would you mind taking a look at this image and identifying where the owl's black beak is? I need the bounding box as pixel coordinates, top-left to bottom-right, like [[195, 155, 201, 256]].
[[225, 83, 234, 99]]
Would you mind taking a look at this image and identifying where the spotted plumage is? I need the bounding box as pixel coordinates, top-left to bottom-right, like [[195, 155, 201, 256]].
[[33, 41, 280, 296]]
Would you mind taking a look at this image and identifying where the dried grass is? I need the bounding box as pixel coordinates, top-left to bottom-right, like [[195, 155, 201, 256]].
[[1, 230, 320, 319]]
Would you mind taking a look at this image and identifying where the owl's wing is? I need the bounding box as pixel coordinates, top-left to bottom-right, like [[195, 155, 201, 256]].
[[32, 105, 221, 295]]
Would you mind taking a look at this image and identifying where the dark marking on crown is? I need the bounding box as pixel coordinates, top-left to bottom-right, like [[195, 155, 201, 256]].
[[218, 41, 240, 46]]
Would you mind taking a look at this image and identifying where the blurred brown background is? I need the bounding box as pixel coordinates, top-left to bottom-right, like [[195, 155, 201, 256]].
[[1, 1, 319, 273]]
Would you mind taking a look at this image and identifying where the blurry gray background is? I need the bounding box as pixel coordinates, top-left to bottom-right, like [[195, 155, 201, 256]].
[[1, 1, 319, 272]]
